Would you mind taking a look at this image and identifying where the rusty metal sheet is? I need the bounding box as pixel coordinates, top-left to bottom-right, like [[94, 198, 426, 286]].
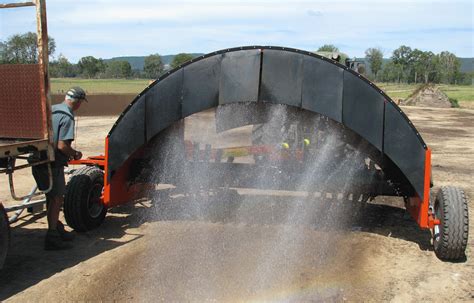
[[0, 64, 45, 139]]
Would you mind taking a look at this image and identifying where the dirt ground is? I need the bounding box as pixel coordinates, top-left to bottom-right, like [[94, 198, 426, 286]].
[[0, 106, 473, 302]]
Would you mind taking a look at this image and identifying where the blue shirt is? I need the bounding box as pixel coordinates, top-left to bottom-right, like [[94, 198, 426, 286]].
[[51, 103, 75, 165]]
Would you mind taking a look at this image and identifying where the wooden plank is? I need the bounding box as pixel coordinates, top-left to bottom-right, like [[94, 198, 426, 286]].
[[0, 2, 36, 9]]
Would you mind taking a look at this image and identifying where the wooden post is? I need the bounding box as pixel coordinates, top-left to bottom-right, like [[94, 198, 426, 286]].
[[35, 0, 54, 161]]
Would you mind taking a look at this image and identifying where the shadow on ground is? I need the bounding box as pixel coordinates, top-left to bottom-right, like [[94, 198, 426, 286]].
[[0, 210, 143, 300]]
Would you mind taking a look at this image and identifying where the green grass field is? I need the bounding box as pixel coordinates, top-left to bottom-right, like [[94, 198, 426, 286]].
[[374, 83, 473, 104], [52, 78, 473, 105], [376, 83, 419, 100], [438, 85, 474, 103], [51, 78, 150, 94]]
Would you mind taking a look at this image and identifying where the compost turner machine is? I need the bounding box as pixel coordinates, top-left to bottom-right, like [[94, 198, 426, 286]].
[[68, 46, 469, 261]]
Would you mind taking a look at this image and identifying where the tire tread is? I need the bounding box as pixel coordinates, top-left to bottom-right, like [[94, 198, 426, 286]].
[[64, 166, 106, 232], [434, 186, 469, 261]]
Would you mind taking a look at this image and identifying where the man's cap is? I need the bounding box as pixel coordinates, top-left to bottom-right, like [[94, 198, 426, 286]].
[[66, 87, 88, 102]]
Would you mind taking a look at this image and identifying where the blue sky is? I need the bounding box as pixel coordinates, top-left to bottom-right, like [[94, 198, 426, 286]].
[[1, 0, 472, 62]]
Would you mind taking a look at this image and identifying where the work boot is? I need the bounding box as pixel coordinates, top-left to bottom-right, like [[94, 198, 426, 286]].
[[44, 229, 73, 251], [56, 221, 75, 241]]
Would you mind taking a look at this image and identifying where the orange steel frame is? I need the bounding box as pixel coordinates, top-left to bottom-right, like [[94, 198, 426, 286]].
[[405, 148, 439, 229], [70, 138, 438, 230], [70, 137, 150, 208]]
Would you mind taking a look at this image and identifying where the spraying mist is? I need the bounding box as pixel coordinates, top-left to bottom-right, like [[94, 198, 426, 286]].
[[135, 103, 378, 301]]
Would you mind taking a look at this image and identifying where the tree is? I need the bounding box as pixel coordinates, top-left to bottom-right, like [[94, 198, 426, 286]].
[[365, 48, 383, 80], [380, 61, 402, 82], [78, 56, 105, 78], [391, 45, 413, 82], [144, 54, 164, 79], [105, 60, 132, 78], [0, 41, 6, 63], [410, 49, 423, 83], [0, 32, 55, 64], [457, 71, 474, 85], [171, 53, 194, 69], [131, 69, 143, 79], [410, 50, 437, 84], [317, 44, 339, 52], [49, 54, 77, 78], [437, 51, 460, 84]]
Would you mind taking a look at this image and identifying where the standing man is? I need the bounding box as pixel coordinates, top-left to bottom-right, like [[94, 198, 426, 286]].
[[32, 87, 87, 250]]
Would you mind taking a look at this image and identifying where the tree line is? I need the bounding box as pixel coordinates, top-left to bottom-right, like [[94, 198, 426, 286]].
[[1, 33, 471, 84], [0, 32, 194, 79], [318, 44, 470, 85], [364, 46, 469, 84]]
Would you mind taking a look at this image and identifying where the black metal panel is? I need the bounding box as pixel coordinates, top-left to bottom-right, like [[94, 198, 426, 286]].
[[105, 46, 428, 200], [182, 55, 222, 117], [302, 56, 344, 123], [384, 103, 426, 200], [219, 50, 261, 104], [342, 71, 384, 151], [145, 69, 183, 141], [108, 95, 146, 176], [260, 49, 304, 107]]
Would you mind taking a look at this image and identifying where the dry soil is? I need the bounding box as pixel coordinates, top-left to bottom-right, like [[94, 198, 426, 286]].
[[0, 106, 473, 302]]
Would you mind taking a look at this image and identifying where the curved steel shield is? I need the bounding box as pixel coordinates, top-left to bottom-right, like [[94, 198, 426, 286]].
[[107, 46, 428, 201]]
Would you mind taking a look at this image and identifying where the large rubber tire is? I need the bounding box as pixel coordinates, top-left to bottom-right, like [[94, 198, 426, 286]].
[[433, 186, 469, 261], [64, 166, 107, 232], [0, 203, 9, 270]]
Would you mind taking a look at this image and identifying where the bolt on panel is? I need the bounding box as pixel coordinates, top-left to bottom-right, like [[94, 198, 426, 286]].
[[342, 71, 384, 151], [108, 95, 146, 177], [219, 49, 261, 105], [145, 70, 184, 142], [384, 103, 426, 200], [301, 57, 344, 123], [182, 55, 222, 117], [259, 50, 304, 107]]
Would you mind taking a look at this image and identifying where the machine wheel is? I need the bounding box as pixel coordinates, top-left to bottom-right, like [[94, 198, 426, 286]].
[[0, 203, 10, 270], [64, 166, 107, 232], [432, 186, 469, 261]]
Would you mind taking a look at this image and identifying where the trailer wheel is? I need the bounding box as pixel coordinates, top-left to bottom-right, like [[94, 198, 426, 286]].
[[0, 203, 9, 270], [64, 166, 107, 232], [432, 186, 469, 261]]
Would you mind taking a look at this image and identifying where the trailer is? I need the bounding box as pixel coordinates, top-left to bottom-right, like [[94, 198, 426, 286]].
[[67, 46, 468, 261], [0, 0, 53, 269]]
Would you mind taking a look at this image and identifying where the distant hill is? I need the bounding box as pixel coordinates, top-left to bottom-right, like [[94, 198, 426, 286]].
[[106, 53, 205, 71], [459, 57, 473, 73]]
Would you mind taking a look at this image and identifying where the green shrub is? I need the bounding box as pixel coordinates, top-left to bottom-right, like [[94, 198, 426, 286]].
[[449, 97, 460, 108]]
